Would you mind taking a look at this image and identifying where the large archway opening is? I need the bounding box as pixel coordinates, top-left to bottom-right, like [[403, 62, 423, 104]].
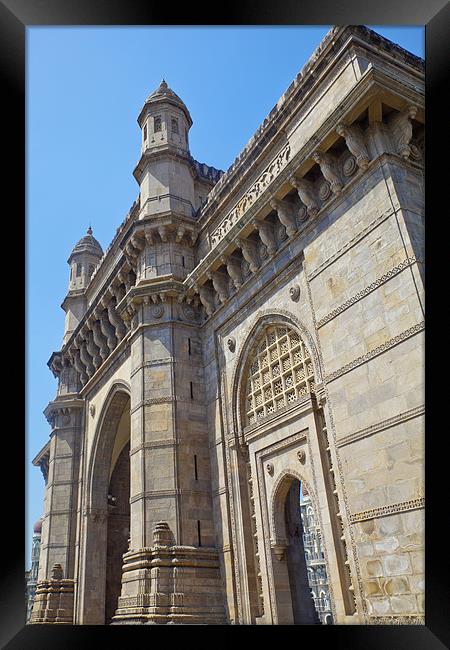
[[80, 387, 130, 625], [105, 396, 130, 623], [272, 476, 333, 625]]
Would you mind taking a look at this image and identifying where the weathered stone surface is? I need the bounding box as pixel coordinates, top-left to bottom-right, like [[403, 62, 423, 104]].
[[31, 25, 424, 626]]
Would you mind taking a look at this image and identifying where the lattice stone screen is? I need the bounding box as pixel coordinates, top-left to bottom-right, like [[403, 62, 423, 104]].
[[245, 325, 315, 426]]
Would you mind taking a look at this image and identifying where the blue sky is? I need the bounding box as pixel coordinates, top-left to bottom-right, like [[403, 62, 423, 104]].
[[26, 25, 424, 564]]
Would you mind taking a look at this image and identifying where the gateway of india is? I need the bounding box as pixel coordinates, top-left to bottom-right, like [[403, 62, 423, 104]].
[[30, 25, 424, 625]]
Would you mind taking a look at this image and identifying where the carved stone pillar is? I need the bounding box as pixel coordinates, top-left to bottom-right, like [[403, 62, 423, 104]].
[[30, 564, 75, 624], [269, 198, 298, 236], [289, 176, 319, 219], [312, 151, 343, 195], [336, 123, 370, 169], [111, 289, 225, 624], [113, 523, 225, 624]]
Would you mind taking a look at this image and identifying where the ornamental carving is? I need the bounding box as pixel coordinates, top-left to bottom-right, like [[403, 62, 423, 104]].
[[244, 324, 315, 427], [289, 285, 300, 302], [297, 449, 306, 464], [336, 122, 370, 169], [342, 155, 357, 177], [227, 337, 236, 353], [210, 144, 291, 247]]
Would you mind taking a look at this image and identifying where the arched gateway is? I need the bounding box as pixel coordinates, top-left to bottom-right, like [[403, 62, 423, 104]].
[[77, 385, 130, 624], [32, 28, 424, 625], [227, 318, 354, 624]]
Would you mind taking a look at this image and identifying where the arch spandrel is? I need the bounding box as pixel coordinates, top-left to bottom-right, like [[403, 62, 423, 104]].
[[229, 310, 322, 444]]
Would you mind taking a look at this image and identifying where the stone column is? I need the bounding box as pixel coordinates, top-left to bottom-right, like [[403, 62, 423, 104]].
[[30, 395, 84, 624], [112, 293, 225, 624]]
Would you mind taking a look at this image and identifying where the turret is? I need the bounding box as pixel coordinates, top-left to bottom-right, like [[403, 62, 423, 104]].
[[61, 227, 103, 344], [134, 80, 197, 219]]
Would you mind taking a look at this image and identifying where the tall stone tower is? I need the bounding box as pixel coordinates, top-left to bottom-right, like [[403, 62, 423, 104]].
[[110, 80, 225, 624]]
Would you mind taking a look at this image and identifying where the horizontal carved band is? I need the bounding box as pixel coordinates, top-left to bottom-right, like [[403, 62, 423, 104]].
[[336, 404, 425, 448], [210, 144, 291, 248], [130, 488, 210, 504], [325, 321, 425, 383], [317, 257, 419, 328], [349, 496, 424, 523], [130, 439, 178, 456], [368, 615, 424, 625]]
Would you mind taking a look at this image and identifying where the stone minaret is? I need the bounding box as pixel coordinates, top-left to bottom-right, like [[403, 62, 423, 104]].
[[61, 227, 103, 345], [112, 81, 225, 624]]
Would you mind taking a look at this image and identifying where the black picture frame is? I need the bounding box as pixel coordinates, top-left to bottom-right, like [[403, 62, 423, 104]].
[[4, 0, 447, 647]]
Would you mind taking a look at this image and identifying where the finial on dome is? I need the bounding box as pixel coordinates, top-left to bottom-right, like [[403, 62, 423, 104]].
[[87, 225, 92, 235], [160, 79, 168, 90]]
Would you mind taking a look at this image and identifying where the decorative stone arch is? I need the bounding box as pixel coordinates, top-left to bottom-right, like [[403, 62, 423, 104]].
[[86, 380, 131, 513], [78, 380, 131, 624], [229, 310, 322, 444], [269, 468, 317, 548]]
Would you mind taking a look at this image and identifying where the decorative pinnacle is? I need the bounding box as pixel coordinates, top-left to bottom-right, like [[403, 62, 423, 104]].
[[87, 225, 92, 235]]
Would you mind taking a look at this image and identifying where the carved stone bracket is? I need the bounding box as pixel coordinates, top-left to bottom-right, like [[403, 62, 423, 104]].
[[289, 175, 319, 218], [388, 105, 418, 159], [336, 122, 370, 170], [312, 151, 343, 195]]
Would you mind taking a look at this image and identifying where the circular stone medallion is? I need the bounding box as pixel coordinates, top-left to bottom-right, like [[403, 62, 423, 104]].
[[343, 155, 357, 177], [319, 181, 331, 201]]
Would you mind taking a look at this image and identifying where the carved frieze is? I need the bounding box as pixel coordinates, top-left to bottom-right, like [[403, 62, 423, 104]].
[[210, 144, 291, 247]]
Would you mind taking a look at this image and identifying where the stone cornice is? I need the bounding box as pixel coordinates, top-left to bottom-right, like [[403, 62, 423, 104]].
[[195, 25, 423, 233], [184, 71, 416, 290], [32, 440, 51, 467]]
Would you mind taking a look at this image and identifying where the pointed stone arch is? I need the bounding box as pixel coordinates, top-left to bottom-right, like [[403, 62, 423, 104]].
[[230, 310, 322, 444], [269, 468, 317, 548], [78, 380, 131, 624], [86, 381, 130, 513]]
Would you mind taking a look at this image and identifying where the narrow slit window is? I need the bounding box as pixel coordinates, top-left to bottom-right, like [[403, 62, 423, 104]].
[[76, 263, 82, 277], [188, 338, 191, 355], [197, 520, 202, 547], [171, 117, 179, 134], [194, 454, 198, 480], [154, 116, 162, 132], [190, 382, 194, 399]]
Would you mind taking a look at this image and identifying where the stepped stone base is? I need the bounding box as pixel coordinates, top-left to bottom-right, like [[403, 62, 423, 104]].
[[29, 564, 75, 624], [111, 523, 225, 625]]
